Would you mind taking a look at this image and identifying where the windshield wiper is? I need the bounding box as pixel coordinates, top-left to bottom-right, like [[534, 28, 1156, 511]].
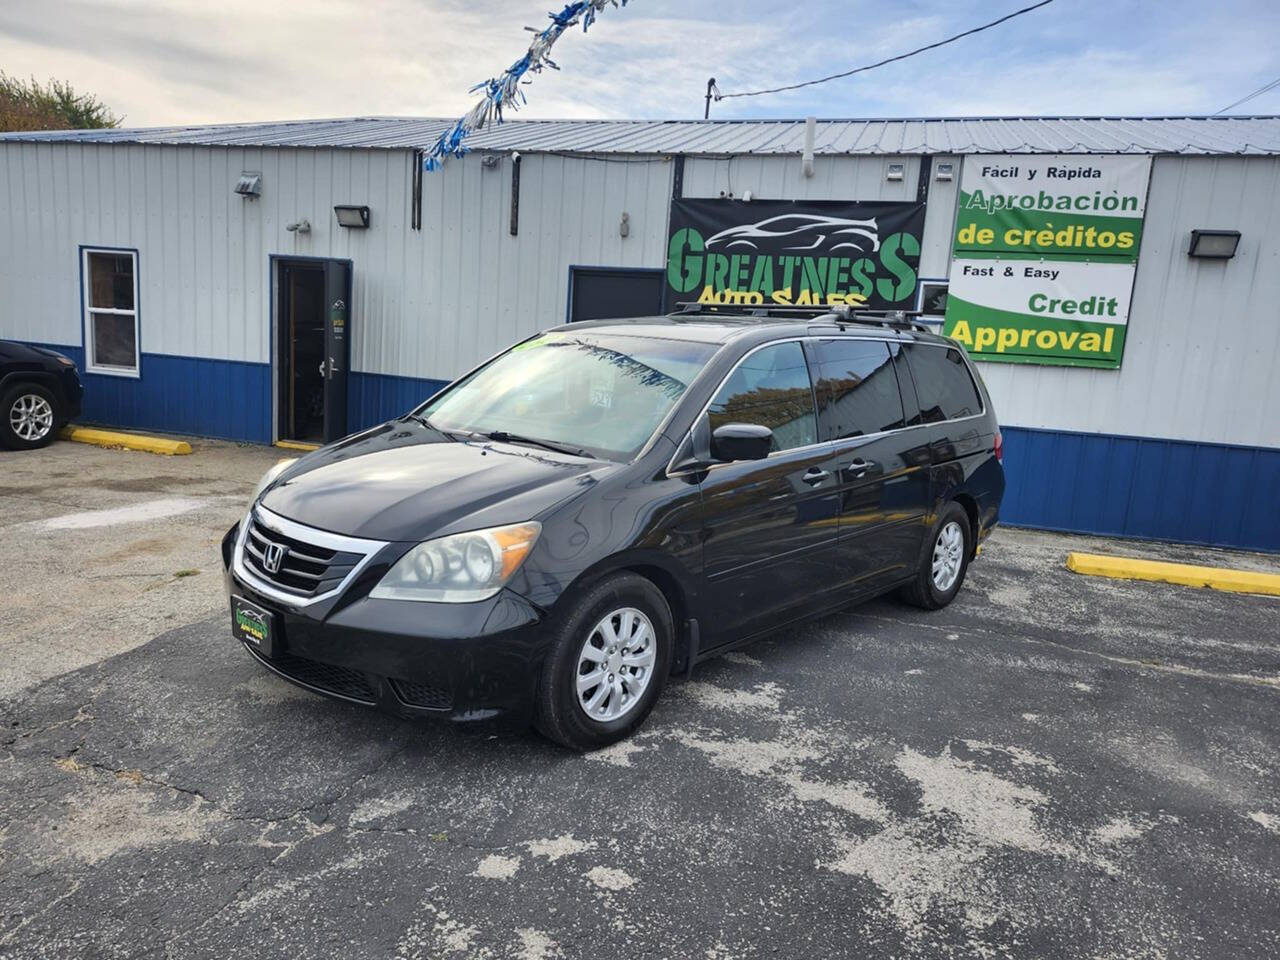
[[406, 414, 469, 440], [481, 430, 594, 459]]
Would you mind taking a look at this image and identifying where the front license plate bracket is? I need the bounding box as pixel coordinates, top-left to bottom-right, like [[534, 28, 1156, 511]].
[[232, 595, 277, 658]]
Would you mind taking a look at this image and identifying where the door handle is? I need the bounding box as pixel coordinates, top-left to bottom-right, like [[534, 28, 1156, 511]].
[[802, 467, 830, 486], [845, 458, 878, 478], [318, 360, 327, 379]]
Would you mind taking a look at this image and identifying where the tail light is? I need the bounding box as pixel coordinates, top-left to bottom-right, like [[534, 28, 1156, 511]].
[[993, 430, 1004, 463]]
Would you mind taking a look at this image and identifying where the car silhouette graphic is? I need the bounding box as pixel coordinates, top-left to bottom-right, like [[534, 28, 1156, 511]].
[[705, 214, 881, 255]]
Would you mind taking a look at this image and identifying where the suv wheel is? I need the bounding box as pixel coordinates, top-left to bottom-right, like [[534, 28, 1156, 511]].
[[898, 502, 972, 610], [1, 383, 60, 451], [534, 572, 673, 751]]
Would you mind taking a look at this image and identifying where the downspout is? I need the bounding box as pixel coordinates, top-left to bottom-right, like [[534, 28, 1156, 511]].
[[802, 116, 816, 179]]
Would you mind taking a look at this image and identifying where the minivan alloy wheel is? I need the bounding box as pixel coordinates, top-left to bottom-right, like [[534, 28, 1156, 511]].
[[9, 393, 54, 442], [575, 607, 656, 722], [932, 520, 965, 592]]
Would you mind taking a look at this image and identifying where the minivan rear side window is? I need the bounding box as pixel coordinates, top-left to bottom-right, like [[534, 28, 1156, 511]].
[[708, 341, 817, 452], [902, 344, 983, 423], [809, 339, 906, 440]]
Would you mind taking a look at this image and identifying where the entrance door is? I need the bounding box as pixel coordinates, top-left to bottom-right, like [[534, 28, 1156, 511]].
[[276, 259, 351, 444], [568, 266, 665, 322]]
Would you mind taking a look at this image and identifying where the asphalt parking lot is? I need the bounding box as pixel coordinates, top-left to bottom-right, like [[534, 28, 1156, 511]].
[[2, 439, 1279, 959]]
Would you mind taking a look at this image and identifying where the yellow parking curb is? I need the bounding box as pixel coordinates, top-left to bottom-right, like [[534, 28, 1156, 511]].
[[1066, 552, 1280, 597], [273, 439, 320, 452], [59, 426, 192, 456]]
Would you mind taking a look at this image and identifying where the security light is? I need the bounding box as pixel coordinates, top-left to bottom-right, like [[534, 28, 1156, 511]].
[[1188, 229, 1240, 259], [935, 162, 955, 181], [334, 205, 371, 229], [886, 162, 906, 182]]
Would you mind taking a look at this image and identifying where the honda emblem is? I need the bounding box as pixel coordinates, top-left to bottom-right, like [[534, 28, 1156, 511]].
[[262, 542, 288, 574]]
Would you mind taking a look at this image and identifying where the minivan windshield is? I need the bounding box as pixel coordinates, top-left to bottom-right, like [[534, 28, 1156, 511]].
[[415, 332, 718, 461]]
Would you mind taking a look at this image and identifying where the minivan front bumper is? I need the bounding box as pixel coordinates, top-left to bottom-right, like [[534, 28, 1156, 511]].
[[221, 522, 548, 723]]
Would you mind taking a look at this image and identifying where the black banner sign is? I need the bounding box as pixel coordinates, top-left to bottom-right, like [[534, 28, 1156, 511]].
[[666, 198, 926, 310]]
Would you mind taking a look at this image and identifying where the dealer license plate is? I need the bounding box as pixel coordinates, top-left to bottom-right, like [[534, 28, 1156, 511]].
[[231, 595, 277, 658]]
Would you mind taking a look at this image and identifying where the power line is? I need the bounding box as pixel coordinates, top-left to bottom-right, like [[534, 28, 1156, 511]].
[[714, 0, 1056, 102], [1213, 75, 1280, 116]]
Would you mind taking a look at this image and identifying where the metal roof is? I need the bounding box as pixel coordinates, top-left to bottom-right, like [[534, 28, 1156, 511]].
[[3, 115, 1280, 155]]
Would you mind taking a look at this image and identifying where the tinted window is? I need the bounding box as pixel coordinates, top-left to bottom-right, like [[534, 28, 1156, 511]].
[[903, 344, 983, 423], [708, 341, 817, 452], [419, 332, 716, 462], [811, 339, 906, 440]]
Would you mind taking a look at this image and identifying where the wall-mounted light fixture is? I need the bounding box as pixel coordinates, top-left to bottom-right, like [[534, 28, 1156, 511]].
[[234, 172, 262, 199], [1188, 229, 1240, 259], [334, 205, 371, 229], [934, 162, 955, 182], [481, 154, 501, 169], [886, 162, 905, 182], [285, 219, 311, 234]]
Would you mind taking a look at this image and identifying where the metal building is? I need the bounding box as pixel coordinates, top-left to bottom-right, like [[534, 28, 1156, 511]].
[[1, 115, 1277, 550]]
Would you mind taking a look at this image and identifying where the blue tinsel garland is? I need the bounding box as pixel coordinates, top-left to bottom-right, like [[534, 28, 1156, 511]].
[[424, 0, 628, 171]]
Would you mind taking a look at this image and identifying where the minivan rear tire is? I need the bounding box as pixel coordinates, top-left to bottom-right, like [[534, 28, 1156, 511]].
[[534, 572, 673, 751], [898, 502, 972, 610]]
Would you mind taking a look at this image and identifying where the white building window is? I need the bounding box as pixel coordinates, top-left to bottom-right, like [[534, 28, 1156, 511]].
[[82, 248, 140, 376]]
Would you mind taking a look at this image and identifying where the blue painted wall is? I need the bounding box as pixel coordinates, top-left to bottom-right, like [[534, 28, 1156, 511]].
[[32, 343, 448, 444], [1001, 426, 1280, 553], [33, 343, 271, 444], [348, 370, 449, 433]]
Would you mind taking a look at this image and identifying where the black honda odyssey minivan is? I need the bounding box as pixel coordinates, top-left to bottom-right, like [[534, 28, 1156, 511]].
[[223, 307, 1004, 750]]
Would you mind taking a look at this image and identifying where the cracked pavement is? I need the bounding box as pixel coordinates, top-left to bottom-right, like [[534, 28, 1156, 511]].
[[2, 443, 1280, 958]]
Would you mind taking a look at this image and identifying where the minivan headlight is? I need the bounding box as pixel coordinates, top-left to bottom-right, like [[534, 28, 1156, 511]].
[[251, 458, 296, 505], [370, 522, 542, 603]]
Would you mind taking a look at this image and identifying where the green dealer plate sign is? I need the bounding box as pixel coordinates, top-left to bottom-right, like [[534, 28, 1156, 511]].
[[943, 154, 1151, 369]]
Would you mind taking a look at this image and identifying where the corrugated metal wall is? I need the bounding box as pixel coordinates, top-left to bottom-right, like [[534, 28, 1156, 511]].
[[2, 141, 412, 364], [0, 142, 924, 417]]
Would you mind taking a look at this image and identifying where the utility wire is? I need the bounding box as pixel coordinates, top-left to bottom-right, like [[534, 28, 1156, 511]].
[[1213, 75, 1280, 115], [714, 0, 1056, 101]]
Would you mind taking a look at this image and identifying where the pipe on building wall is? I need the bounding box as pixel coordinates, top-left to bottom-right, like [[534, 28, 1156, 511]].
[[802, 116, 816, 179]]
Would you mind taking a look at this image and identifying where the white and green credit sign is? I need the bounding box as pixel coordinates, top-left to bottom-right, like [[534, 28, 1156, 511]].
[[943, 154, 1151, 369]]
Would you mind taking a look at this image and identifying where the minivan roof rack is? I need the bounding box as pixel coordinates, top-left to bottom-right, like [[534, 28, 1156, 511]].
[[669, 301, 934, 334]]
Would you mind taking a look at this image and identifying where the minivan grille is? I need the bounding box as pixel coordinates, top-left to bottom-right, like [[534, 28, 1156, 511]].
[[241, 515, 365, 598]]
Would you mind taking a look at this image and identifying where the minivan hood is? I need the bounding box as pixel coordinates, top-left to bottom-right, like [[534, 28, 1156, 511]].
[[259, 421, 606, 542]]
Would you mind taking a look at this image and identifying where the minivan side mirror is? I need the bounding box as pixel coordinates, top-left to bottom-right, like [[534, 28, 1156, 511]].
[[711, 423, 773, 462]]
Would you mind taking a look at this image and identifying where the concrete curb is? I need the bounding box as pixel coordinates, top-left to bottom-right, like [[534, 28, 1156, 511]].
[[1066, 552, 1280, 598], [59, 426, 193, 456]]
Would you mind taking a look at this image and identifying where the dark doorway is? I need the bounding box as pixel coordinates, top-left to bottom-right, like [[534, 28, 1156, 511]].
[[568, 266, 665, 322], [275, 258, 351, 444]]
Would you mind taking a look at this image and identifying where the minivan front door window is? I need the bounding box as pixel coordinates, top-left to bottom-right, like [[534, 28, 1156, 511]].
[[706, 341, 817, 452]]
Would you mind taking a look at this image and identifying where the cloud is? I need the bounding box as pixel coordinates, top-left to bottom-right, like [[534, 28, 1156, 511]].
[[0, 0, 1277, 127]]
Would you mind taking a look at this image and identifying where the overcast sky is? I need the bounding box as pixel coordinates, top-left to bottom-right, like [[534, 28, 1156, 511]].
[[1, 0, 1277, 128]]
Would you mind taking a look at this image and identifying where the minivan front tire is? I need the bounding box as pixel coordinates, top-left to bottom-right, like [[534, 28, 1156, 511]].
[[898, 502, 972, 610], [535, 572, 673, 751]]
